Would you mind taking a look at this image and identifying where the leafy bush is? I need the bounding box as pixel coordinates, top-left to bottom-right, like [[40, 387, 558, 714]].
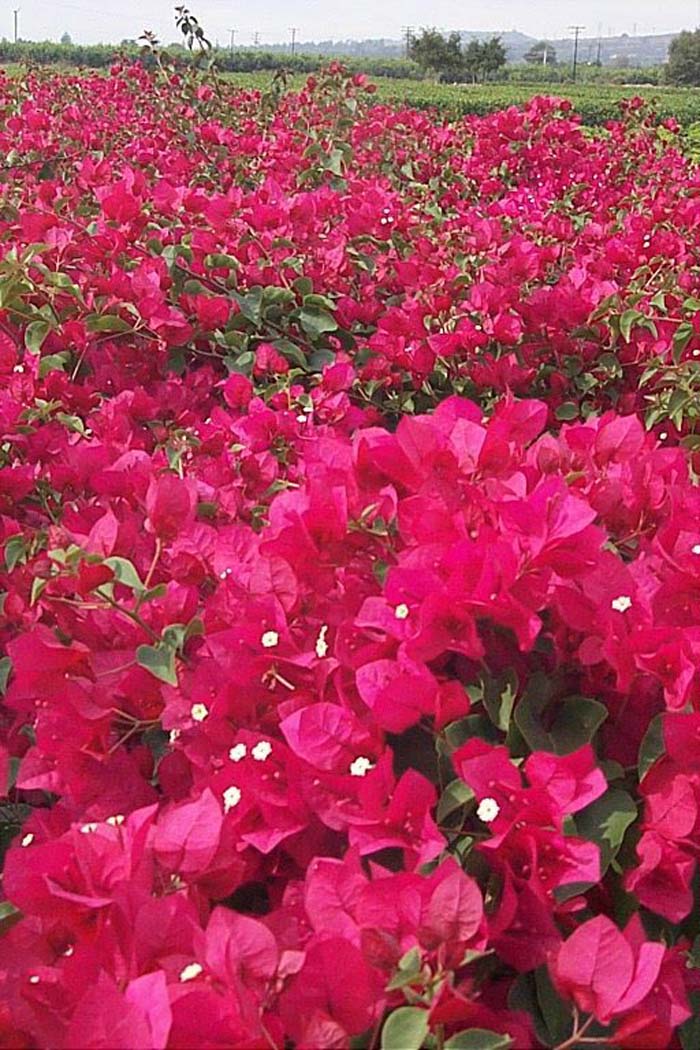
[[0, 56, 700, 1049]]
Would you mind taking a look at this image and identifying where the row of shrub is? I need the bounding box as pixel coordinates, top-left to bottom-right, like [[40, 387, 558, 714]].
[[0, 39, 668, 86]]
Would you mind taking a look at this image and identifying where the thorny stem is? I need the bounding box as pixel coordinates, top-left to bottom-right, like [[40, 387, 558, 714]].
[[94, 586, 160, 643], [553, 1011, 608, 1050], [143, 537, 163, 591]]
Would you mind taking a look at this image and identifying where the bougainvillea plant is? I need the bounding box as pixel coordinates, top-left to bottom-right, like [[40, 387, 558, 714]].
[[1, 39, 700, 1050]]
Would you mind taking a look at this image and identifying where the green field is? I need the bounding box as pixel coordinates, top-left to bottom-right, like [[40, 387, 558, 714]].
[[223, 71, 700, 126]]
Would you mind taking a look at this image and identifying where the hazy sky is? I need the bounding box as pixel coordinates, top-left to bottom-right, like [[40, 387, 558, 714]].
[[9, 0, 700, 47]]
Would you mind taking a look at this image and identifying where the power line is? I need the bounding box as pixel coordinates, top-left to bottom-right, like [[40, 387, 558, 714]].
[[569, 24, 585, 83]]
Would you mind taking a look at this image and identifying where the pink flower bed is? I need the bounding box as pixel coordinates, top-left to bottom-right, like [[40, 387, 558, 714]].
[[0, 61, 699, 1048]]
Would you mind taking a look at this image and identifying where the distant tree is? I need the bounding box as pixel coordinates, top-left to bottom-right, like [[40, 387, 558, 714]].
[[524, 40, 558, 66], [480, 36, 507, 79], [409, 28, 464, 79], [463, 36, 507, 82], [666, 30, 700, 85], [60, 32, 72, 45]]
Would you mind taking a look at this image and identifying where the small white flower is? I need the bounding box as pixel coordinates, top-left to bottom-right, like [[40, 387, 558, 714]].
[[659, 432, 668, 440], [315, 624, 329, 658], [106, 814, 124, 827], [12, 364, 24, 373], [476, 797, 500, 823], [261, 630, 279, 649], [169, 729, 181, 744], [349, 756, 374, 777], [28, 975, 40, 985], [63, 945, 74, 957], [79, 822, 98, 834], [252, 740, 272, 762], [693, 545, 700, 555], [20, 833, 34, 847], [296, 414, 308, 423], [222, 785, 242, 812], [179, 962, 203, 983], [611, 595, 632, 613], [394, 603, 410, 620], [229, 743, 247, 762], [693, 349, 700, 357], [190, 703, 209, 722]]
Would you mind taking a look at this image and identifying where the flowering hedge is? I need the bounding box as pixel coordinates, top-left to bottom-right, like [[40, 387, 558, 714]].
[[1, 59, 700, 1049]]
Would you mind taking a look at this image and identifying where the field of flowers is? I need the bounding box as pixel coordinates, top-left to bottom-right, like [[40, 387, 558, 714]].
[[1, 56, 700, 1049]]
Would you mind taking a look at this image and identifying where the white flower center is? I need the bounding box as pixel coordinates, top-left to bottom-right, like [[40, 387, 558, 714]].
[[394, 603, 410, 620], [79, 822, 98, 834], [179, 962, 203, 983], [190, 703, 209, 722], [169, 729, 181, 743], [20, 833, 34, 847], [315, 625, 329, 658], [106, 814, 124, 826], [222, 785, 242, 812], [252, 740, 272, 762], [611, 595, 632, 613], [229, 743, 247, 762], [261, 630, 279, 649], [692, 545, 700, 555], [349, 756, 374, 777], [476, 797, 500, 823]]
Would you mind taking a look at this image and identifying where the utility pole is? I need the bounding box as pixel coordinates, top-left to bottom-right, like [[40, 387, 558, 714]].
[[253, 31, 260, 46], [13, 8, 19, 44], [569, 25, 585, 82], [596, 21, 602, 65], [401, 25, 414, 59], [229, 28, 236, 53], [289, 27, 298, 55]]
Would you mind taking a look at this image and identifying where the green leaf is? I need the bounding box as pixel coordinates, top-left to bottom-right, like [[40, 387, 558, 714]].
[[135, 644, 178, 686], [0, 656, 11, 695], [673, 322, 694, 364], [24, 319, 50, 355], [233, 286, 264, 326], [508, 968, 571, 1048], [205, 252, 240, 270], [515, 686, 607, 755], [619, 309, 642, 343], [103, 557, 144, 592], [39, 351, 71, 377], [482, 671, 517, 731], [303, 292, 336, 311], [574, 788, 637, 873], [386, 945, 423, 990], [4, 535, 27, 573], [30, 577, 48, 606], [442, 713, 501, 751], [298, 305, 338, 339], [444, 1031, 512, 1050], [381, 1007, 429, 1050], [638, 713, 665, 782], [437, 778, 475, 823], [272, 338, 308, 370], [555, 401, 578, 421], [86, 314, 133, 333], [0, 900, 21, 935], [309, 348, 336, 371]]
